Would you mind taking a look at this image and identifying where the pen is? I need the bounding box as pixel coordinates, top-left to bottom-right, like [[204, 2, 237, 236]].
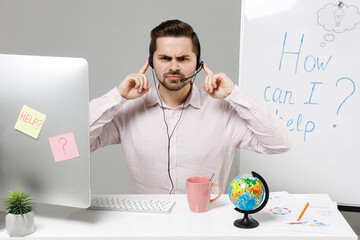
[[297, 202, 309, 221]]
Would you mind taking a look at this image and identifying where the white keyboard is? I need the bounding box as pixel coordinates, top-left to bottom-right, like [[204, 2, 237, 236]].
[[89, 195, 176, 214]]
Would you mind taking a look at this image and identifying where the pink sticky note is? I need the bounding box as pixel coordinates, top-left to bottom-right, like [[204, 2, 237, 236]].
[[48, 132, 80, 163]]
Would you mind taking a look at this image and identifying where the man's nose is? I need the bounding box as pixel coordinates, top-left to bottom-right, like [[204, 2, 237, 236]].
[[169, 58, 180, 71]]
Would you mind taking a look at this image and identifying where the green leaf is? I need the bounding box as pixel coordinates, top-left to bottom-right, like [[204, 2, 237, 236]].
[[3, 189, 36, 216]]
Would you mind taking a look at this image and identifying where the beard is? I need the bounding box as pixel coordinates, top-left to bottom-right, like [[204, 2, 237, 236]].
[[158, 70, 189, 91]]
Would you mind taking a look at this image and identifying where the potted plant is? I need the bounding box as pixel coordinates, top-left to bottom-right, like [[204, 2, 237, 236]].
[[3, 189, 36, 237]]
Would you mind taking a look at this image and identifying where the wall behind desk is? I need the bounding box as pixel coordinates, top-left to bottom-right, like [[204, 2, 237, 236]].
[[0, 0, 241, 194], [239, 0, 360, 206]]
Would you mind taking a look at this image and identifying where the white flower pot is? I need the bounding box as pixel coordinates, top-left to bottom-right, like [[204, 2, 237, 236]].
[[6, 213, 35, 237]]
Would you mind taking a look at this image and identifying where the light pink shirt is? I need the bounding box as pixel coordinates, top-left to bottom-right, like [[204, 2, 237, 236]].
[[90, 84, 291, 194]]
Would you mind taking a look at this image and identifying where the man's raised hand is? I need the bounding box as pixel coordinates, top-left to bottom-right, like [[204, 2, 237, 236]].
[[201, 63, 235, 99], [118, 59, 151, 100]]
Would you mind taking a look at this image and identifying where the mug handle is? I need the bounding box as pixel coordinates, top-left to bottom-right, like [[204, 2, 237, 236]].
[[210, 183, 222, 203]]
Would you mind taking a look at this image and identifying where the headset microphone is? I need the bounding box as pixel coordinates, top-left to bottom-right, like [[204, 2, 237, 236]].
[[180, 61, 204, 82]]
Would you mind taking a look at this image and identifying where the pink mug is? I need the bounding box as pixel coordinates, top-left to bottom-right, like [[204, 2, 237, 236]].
[[186, 176, 222, 213]]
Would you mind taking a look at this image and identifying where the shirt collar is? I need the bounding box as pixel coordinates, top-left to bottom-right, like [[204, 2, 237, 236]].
[[146, 84, 201, 109]]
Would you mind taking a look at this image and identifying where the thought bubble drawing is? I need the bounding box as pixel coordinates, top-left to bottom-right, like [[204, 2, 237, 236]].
[[320, 33, 336, 47], [324, 33, 335, 42], [317, 3, 360, 33]]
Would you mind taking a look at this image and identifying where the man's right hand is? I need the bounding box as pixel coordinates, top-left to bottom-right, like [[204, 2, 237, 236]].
[[118, 60, 151, 100]]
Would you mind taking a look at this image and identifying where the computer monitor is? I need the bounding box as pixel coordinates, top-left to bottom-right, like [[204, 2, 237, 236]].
[[0, 54, 90, 208]]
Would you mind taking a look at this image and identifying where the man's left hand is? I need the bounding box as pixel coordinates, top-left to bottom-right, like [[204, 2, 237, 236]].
[[201, 63, 235, 99]]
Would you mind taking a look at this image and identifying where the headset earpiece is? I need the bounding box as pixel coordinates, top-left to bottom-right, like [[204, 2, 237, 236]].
[[149, 43, 154, 68], [196, 42, 201, 71]]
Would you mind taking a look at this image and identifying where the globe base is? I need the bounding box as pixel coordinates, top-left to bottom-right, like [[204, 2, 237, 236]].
[[233, 213, 259, 229]]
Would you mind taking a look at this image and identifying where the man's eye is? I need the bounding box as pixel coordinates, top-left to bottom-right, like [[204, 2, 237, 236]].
[[178, 57, 189, 62], [160, 56, 171, 61]]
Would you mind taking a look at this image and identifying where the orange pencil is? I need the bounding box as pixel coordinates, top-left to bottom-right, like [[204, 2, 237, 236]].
[[297, 202, 309, 221]]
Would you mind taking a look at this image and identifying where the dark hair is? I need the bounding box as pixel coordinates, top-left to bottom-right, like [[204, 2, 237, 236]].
[[149, 19, 201, 68]]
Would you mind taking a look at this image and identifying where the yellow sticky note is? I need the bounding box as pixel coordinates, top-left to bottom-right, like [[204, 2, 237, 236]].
[[14, 105, 46, 139]]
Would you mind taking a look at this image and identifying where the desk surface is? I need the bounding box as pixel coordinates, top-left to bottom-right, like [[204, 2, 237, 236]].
[[0, 194, 357, 239]]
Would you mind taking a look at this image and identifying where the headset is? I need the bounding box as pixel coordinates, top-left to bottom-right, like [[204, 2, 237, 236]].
[[148, 41, 203, 73]]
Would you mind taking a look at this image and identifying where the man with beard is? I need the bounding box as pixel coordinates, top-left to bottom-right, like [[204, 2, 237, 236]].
[[90, 19, 291, 194]]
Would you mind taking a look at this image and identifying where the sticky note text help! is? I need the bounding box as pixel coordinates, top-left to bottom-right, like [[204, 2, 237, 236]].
[[14, 105, 46, 139]]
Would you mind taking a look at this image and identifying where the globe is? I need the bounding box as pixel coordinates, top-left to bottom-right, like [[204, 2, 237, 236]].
[[228, 172, 269, 229], [228, 174, 265, 211]]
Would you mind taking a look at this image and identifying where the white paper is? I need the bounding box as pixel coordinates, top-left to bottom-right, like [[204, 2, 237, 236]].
[[253, 192, 341, 234]]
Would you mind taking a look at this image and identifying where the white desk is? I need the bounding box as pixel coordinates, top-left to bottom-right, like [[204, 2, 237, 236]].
[[0, 194, 357, 239]]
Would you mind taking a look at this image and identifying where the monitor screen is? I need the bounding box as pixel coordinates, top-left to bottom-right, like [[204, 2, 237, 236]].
[[0, 54, 90, 208]]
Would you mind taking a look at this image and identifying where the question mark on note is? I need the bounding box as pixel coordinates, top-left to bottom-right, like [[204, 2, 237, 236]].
[[37, 119, 43, 128], [35, 119, 43, 130], [58, 137, 67, 154], [333, 77, 355, 128]]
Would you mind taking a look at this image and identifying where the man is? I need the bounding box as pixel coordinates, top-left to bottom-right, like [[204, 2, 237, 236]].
[[90, 19, 291, 194]]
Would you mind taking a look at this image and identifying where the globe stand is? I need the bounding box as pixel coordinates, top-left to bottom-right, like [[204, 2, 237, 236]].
[[233, 209, 259, 228], [232, 171, 269, 229]]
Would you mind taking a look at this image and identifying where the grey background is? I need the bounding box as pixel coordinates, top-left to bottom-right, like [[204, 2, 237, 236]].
[[0, 0, 358, 236], [0, 0, 240, 194]]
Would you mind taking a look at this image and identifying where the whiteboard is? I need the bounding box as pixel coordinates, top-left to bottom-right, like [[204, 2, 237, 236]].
[[239, 0, 360, 206]]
